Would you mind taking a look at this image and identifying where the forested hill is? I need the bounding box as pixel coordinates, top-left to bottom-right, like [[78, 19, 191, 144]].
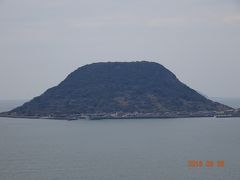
[[2, 61, 231, 117]]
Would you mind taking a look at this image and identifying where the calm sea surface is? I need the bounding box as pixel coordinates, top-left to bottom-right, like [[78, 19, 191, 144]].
[[0, 101, 240, 180], [1, 117, 240, 180]]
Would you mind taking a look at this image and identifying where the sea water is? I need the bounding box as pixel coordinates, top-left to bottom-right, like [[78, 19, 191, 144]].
[[0, 101, 240, 180]]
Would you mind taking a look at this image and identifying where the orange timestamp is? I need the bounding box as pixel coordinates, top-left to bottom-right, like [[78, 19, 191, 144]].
[[188, 160, 225, 168]]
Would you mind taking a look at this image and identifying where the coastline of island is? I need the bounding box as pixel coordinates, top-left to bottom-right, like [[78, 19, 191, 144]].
[[1, 109, 239, 121]]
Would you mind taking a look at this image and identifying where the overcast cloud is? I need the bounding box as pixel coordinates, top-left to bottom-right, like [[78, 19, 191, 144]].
[[0, 0, 240, 99]]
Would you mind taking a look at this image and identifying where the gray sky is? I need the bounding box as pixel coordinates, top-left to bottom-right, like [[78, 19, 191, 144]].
[[0, 0, 240, 100]]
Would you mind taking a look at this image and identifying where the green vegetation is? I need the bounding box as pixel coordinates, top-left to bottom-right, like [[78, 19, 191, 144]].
[[3, 61, 231, 117]]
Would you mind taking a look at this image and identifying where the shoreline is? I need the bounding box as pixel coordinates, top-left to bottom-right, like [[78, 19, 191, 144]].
[[1, 112, 239, 121], [0, 110, 240, 121], [0, 115, 212, 121]]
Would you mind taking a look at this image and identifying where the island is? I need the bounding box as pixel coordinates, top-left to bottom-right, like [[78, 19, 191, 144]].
[[0, 61, 235, 120]]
